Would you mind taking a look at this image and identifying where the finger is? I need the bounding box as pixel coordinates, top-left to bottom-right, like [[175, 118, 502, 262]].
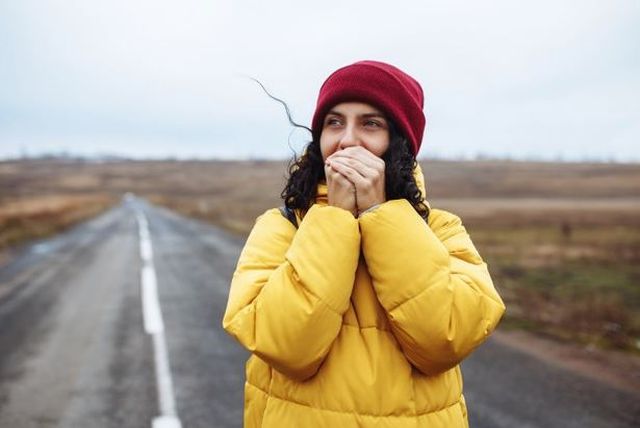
[[328, 148, 379, 166], [326, 161, 348, 181], [328, 159, 369, 188], [323, 163, 332, 180], [329, 175, 357, 198], [329, 157, 377, 180], [326, 163, 355, 187], [328, 146, 384, 169], [329, 154, 384, 179], [335, 173, 357, 191]]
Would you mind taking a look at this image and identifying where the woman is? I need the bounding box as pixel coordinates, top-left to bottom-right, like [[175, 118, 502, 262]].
[[223, 60, 506, 427]]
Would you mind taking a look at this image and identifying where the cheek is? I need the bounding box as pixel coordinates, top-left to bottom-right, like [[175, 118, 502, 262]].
[[366, 134, 390, 157], [319, 134, 337, 160]]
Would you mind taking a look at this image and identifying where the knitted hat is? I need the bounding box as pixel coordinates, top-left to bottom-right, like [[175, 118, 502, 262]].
[[311, 60, 426, 155]]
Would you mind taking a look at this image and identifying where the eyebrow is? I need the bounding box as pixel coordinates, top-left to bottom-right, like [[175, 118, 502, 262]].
[[326, 110, 387, 120]]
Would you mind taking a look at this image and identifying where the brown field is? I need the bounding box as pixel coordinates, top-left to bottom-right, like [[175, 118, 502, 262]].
[[1, 158, 639, 352], [0, 193, 115, 249]]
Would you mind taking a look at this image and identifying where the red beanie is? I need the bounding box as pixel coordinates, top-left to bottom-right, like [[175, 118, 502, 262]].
[[311, 60, 426, 155]]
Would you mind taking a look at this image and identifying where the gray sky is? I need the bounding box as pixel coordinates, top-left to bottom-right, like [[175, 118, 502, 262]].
[[1, 0, 639, 161]]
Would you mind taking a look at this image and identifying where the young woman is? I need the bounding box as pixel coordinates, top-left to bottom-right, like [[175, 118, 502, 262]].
[[223, 60, 506, 427]]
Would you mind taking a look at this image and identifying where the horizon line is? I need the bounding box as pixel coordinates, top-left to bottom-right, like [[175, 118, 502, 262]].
[[1, 152, 639, 165]]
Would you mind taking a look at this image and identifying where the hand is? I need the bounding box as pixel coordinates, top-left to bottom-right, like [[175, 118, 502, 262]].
[[324, 162, 357, 217], [325, 146, 386, 214]]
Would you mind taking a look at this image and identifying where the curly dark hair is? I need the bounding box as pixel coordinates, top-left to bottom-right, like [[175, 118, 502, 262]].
[[281, 121, 430, 221], [246, 77, 429, 221]]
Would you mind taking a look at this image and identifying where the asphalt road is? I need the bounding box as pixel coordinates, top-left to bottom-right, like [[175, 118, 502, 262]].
[[0, 199, 638, 428]]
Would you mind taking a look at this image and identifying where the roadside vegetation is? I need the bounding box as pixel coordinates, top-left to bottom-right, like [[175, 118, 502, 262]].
[[469, 214, 639, 354], [0, 194, 114, 253], [1, 158, 638, 353]]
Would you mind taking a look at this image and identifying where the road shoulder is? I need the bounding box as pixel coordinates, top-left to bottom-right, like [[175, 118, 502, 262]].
[[493, 329, 640, 397]]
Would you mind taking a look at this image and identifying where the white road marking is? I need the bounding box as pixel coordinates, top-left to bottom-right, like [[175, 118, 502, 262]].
[[140, 236, 153, 263], [136, 211, 182, 428], [142, 265, 164, 334]]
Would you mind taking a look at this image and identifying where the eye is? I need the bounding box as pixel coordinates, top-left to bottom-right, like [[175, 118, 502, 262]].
[[324, 117, 342, 127], [364, 119, 383, 128]]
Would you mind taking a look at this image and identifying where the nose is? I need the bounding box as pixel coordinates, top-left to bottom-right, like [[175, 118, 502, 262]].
[[338, 124, 360, 150]]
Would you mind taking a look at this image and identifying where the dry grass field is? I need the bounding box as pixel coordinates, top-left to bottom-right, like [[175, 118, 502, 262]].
[[1, 158, 639, 353]]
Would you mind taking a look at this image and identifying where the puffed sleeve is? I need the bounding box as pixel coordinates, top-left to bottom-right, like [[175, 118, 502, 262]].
[[359, 199, 505, 375], [222, 204, 360, 381]]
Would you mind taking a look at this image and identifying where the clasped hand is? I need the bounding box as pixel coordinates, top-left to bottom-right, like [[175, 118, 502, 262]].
[[324, 146, 386, 217]]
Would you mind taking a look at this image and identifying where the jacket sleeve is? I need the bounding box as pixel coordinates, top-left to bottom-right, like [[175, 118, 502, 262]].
[[359, 199, 505, 376], [222, 204, 360, 381]]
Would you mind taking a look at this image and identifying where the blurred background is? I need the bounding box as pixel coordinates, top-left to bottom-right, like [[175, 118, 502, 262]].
[[1, 1, 639, 427]]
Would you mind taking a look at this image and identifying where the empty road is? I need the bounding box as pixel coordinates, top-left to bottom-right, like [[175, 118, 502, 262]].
[[0, 199, 638, 427]]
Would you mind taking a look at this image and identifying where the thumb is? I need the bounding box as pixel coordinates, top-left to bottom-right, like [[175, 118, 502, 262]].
[[324, 164, 332, 181]]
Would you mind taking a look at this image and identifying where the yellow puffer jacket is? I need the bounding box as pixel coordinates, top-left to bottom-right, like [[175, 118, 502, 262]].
[[223, 164, 505, 427]]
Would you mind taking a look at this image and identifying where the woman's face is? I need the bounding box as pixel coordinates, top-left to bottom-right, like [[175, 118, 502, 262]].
[[319, 102, 390, 161]]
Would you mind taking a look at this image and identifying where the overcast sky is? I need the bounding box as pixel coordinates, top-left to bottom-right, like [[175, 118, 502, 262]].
[[1, 1, 639, 161]]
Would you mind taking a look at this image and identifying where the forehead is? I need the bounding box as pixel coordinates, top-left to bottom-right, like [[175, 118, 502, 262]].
[[327, 102, 385, 116]]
